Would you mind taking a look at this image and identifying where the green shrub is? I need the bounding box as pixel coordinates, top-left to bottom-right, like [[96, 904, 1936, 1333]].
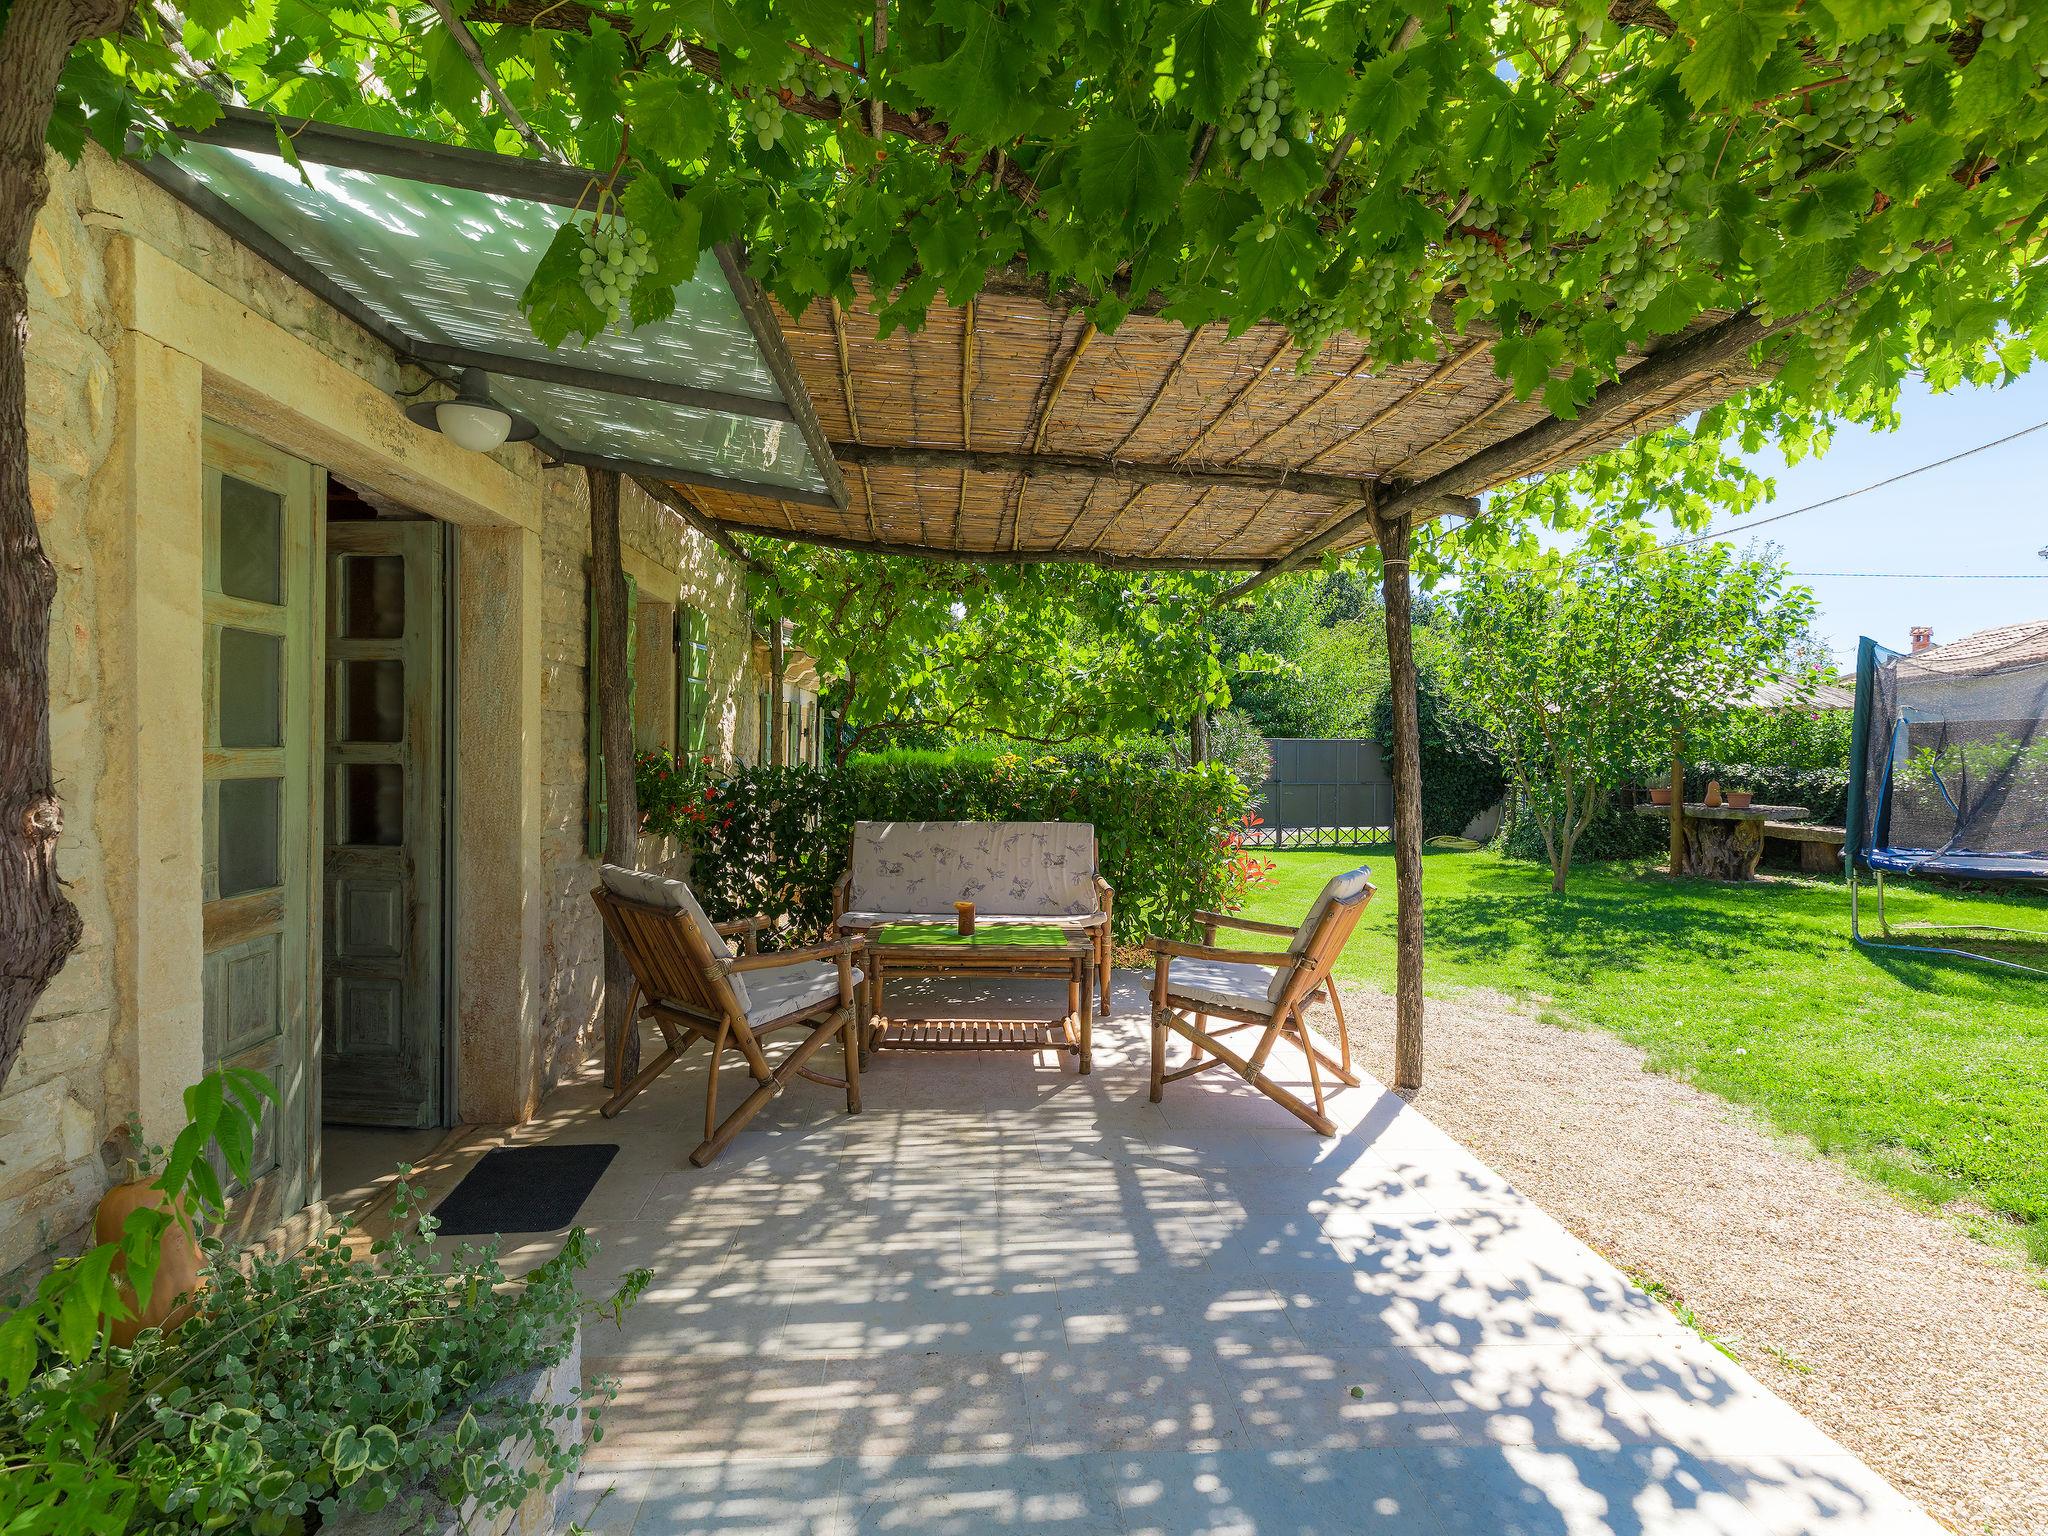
[[1692, 704, 1852, 772], [1495, 790, 1664, 864], [655, 749, 1261, 945], [1370, 668, 1505, 839], [0, 1076, 648, 1536], [1686, 762, 1849, 825]]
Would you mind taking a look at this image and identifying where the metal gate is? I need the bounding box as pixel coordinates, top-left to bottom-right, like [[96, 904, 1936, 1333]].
[[1250, 738, 1392, 849]]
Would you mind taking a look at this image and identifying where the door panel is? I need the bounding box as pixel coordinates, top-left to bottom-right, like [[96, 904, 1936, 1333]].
[[322, 521, 444, 1128], [201, 422, 319, 1226]]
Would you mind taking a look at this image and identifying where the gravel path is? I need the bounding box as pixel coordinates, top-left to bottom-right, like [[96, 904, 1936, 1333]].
[[1329, 982, 2048, 1536]]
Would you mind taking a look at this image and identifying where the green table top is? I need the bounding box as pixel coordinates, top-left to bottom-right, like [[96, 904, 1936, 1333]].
[[872, 922, 1072, 948]]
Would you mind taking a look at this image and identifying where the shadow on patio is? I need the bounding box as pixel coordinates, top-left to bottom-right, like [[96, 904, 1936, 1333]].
[[434, 973, 1935, 1535]]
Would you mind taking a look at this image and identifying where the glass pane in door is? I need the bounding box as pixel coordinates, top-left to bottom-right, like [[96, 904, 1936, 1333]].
[[217, 776, 283, 896], [339, 659, 405, 743], [339, 555, 406, 639], [218, 627, 283, 748], [219, 477, 283, 604]]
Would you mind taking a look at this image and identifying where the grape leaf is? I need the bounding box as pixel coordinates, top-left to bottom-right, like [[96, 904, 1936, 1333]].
[[1072, 113, 1188, 231], [1168, 0, 1259, 122], [1675, 0, 1794, 109]]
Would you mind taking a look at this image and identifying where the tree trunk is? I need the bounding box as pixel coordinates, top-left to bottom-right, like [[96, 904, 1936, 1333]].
[[1667, 729, 1686, 876], [0, 0, 130, 1098], [768, 623, 786, 766], [588, 469, 640, 1085], [1373, 507, 1425, 1092], [1188, 708, 1209, 765]]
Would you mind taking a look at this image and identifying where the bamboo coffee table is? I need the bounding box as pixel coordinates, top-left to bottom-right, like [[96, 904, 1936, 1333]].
[[860, 922, 1094, 1074]]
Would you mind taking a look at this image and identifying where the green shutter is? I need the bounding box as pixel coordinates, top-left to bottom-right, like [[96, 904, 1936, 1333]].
[[687, 608, 711, 755], [585, 568, 636, 858]]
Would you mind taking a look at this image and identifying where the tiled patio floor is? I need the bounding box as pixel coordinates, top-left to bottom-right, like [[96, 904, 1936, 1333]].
[[484, 973, 1937, 1535]]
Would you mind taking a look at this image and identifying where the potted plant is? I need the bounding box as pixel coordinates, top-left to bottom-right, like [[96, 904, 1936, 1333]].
[[1648, 786, 1674, 806], [1727, 788, 1755, 809]]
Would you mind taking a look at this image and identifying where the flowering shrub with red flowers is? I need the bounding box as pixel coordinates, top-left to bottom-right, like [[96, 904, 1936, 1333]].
[[642, 747, 1264, 946], [633, 749, 725, 850]]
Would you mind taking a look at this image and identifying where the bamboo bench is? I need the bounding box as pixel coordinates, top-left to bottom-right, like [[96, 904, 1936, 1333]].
[[1763, 820, 1846, 873]]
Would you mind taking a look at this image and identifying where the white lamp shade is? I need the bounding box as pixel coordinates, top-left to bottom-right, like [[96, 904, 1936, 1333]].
[[435, 399, 513, 453]]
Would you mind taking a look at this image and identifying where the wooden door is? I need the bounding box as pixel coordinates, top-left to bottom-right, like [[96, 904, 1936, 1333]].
[[202, 422, 320, 1224], [321, 521, 445, 1128]]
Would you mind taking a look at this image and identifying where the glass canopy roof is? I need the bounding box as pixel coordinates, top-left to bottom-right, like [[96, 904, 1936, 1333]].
[[160, 137, 831, 501]]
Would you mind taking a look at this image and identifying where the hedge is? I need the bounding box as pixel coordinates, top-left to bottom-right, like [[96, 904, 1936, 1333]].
[[641, 747, 1261, 946], [1684, 762, 1849, 826], [1369, 667, 1504, 839]]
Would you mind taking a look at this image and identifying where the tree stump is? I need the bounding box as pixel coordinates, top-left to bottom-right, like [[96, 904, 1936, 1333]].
[[1683, 817, 1766, 880]]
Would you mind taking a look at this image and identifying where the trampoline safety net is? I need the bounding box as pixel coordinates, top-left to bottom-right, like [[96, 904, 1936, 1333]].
[[1847, 628, 2048, 886]]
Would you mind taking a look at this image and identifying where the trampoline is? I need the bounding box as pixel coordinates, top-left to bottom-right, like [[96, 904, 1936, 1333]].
[[1845, 626, 2048, 974]]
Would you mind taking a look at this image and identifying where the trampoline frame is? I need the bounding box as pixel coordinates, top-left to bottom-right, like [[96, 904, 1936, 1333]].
[[1845, 636, 2048, 977]]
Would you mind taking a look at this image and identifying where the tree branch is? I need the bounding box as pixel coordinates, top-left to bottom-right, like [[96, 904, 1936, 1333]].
[[424, 0, 562, 161]]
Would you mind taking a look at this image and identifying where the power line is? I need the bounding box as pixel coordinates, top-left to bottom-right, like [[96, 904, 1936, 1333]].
[[1669, 415, 2048, 547], [1790, 570, 2048, 579]]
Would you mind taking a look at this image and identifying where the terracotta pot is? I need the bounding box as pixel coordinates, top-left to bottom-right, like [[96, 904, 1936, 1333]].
[[1727, 791, 1754, 810], [1648, 787, 1674, 806], [94, 1178, 203, 1345]]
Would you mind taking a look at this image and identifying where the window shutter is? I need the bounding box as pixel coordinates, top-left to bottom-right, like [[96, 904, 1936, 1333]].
[[585, 568, 636, 858]]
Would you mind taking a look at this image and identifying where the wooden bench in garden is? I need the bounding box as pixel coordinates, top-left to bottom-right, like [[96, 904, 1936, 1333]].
[[1763, 820, 1846, 874]]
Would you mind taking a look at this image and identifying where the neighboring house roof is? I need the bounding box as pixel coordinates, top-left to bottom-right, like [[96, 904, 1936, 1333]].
[[1741, 676, 1855, 711], [1902, 620, 2048, 676]]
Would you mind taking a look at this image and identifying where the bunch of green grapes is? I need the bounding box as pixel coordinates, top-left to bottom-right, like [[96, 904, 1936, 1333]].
[[1767, 37, 1902, 181], [577, 217, 652, 317], [1797, 292, 1873, 377], [1289, 295, 1350, 360], [1973, 0, 2027, 43], [1353, 255, 1436, 349], [743, 95, 788, 150], [1443, 205, 1526, 313], [1228, 63, 1305, 161], [1592, 152, 1694, 323], [796, 57, 839, 102]]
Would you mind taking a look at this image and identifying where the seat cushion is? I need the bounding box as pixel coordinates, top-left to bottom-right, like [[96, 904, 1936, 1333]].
[[838, 910, 1105, 934], [1166, 956, 1279, 1017], [1270, 863, 1372, 1001], [847, 821, 1098, 916], [599, 863, 748, 1009], [744, 961, 863, 1026]]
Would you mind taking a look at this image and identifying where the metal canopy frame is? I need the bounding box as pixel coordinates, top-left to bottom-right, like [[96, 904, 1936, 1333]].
[[146, 106, 847, 510]]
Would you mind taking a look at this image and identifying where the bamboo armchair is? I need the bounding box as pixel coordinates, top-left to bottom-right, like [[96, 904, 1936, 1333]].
[[1147, 867, 1374, 1135], [591, 866, 864, 1166]]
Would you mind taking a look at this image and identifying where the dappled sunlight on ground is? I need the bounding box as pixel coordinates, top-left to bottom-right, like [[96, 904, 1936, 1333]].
[[410, 971, 1938, 1534]]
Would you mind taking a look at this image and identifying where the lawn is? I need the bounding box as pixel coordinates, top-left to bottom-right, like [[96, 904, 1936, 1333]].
[[1237, 847, 2048, 1263]]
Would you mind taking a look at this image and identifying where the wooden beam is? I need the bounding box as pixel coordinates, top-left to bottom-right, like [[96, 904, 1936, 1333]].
[[827, 296, 864, 442], [715, 243, 850, 511], [1033, 317, 1095, 452], [831, 442, 1379, 503], [588, 468, 640, 1085], [634, 475, 764, 572], [723, 515, 1255, 570], [1374, 504, 1425, 1092], [1226, 304, 1785, 597], [957, 297, 976, 539]]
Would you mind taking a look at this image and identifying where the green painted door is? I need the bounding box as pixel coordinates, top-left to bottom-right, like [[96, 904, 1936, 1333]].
[[201, 422, 319, 1224], [322, 520, 445, 1128]]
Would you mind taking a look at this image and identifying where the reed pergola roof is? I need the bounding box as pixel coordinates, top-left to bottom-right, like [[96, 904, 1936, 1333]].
[[682, 276, 1773, 579]]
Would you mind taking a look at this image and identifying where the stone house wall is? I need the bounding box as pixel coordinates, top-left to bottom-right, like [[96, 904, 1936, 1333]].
[[4, 146, 774, 1276]]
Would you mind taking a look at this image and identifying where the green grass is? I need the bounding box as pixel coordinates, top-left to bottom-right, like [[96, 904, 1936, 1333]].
[[1237, 846, 2048, 1263]]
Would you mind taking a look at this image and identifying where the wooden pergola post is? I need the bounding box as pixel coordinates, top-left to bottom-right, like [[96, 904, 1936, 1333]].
[[768, 621, 787, 766], [1372, 505, 1425, 1092], [588, 467, 640, 1085]]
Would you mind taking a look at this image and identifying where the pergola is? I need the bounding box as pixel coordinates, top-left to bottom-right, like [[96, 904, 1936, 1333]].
[[152, 109, 1779, 1087]]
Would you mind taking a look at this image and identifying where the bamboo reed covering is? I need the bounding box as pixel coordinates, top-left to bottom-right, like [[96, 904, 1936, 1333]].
[[681, 277, 1767, 566]]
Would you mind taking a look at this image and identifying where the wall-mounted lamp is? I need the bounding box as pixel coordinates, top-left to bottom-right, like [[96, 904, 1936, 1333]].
[[405, 369, 538, 454]]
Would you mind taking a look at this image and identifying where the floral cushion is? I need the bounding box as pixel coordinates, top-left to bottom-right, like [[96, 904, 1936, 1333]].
[[846, 821, 1100, 917]]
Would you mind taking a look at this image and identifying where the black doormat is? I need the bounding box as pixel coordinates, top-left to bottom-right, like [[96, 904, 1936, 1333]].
[[430, 1144, 620, 1236]]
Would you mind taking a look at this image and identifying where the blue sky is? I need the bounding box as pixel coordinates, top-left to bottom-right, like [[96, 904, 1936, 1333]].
[[1664, 370, 2048, 668]]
